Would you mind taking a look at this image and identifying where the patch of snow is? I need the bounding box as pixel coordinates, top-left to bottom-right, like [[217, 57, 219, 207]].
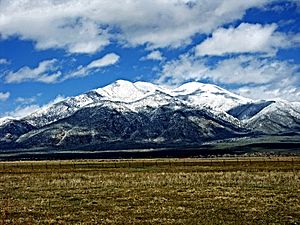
[[0, 117, 13, 126], [247, 100, 300, 123], [95, 80, 156, 103], [171, 82, 252, 111]]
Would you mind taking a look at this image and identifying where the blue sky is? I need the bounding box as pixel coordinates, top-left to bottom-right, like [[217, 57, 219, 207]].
[[0, 0, 300, 118]]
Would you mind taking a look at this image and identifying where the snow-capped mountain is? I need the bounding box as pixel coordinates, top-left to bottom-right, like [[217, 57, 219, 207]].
[[24, 80, 250, 127], [245, 100, 300, 134], [0, 80, 299, 151], [171, 82, 252, 111]]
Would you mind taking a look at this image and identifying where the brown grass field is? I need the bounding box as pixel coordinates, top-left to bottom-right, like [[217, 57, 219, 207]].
[[0, 157, 300, 224]]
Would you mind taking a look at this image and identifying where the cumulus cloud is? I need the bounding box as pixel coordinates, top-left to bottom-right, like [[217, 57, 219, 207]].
[[157, 54, 208, 85], [205, 56, 299, 85], [4, 53, 120, 83], [159, 54, 299, 85], [66, 53, 120, 79], [157, 54, 300, 101], [0, 0, 273, 53], [0, 92, 10, 101], [5, 59, 61, 84], [195, 23, 295, 56], [141, 50, 165, 61]]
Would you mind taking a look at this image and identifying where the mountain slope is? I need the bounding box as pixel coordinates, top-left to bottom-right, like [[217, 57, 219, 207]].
[[245, 101, 300, 134], [16, 104, 249, 150], [227, 101, 275, 120], [171, 82, 252, 111], [0, 119, 35, 149], [23, 80, 250, 128]]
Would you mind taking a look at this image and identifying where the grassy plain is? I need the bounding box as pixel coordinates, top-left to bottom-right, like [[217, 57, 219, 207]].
[[0, 157, 300, 224]]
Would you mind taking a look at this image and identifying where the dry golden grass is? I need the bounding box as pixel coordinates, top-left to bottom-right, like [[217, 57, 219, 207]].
[[0, 158, 300, 224]]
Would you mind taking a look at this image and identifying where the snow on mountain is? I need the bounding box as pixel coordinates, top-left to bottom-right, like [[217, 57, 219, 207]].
[[248, 100, 300, 122], [227, 100, 275, 120], [92, 80, 250, 125], [94, 80, 252, 111], [0, 117, 13, 126], [3, 80, 299, 134], [24, 91, 103, 127], [1, 80, 300, 151], [23, 80, 248, 127], [24, 80, 163, 127], [95, 80, 163, 103], [245, 100, 300, 133], [15, 103, 249, 150], [171, 82, 252, 111]]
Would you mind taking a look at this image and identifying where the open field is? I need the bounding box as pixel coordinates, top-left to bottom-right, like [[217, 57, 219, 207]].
[[1, 158, 300, 224]]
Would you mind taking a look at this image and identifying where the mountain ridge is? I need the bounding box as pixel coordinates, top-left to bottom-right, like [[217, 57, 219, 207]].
[[0, 80, 299, 151]]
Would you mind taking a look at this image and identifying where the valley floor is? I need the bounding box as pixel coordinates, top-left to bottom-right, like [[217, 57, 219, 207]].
[[1, 158, 300, 224]]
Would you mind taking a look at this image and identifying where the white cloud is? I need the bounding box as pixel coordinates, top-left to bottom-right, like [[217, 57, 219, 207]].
[[66, 53, 120, 79], [15, 96, 37, 104], [235, 85, 300, 102], [141, 50, 165, 61], [157, 54, 300, 101], [34, 18, 109, 54], [87, 53, 120, 69], [0, 0, 273, 53], [5, 59, 61, 84], [159, 55, 299, 85], [44, 95, 66, 107], [4, 53, 120, 83], [205, 56, 299, 85], [0, 58, 9, 65], [157, 54, 208, 84], [195, 23, 293, 56], [0, 92, 10, 101], [5, 95, 65, 119]]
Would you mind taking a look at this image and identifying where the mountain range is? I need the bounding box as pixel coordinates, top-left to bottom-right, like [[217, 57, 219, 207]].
[[1, 80, 300, 153]]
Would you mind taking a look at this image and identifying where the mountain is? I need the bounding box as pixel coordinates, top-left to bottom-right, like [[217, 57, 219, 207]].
[[0, 80, 300, 152], [244, 101, 300, 134], [24, 80, 249, 127], [16, 105, 249, 150]]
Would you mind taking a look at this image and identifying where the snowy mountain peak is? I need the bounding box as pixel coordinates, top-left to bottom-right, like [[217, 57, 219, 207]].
[[134, 81, 165, 93], [173, 82, 250, 101], [7, 79, 298, 131], [92, 80, 252, 109], [168, 82, 252, 111], [94, 80, 157, 103], [174, 82, 221, 94], [11, 80, 260, 128]]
